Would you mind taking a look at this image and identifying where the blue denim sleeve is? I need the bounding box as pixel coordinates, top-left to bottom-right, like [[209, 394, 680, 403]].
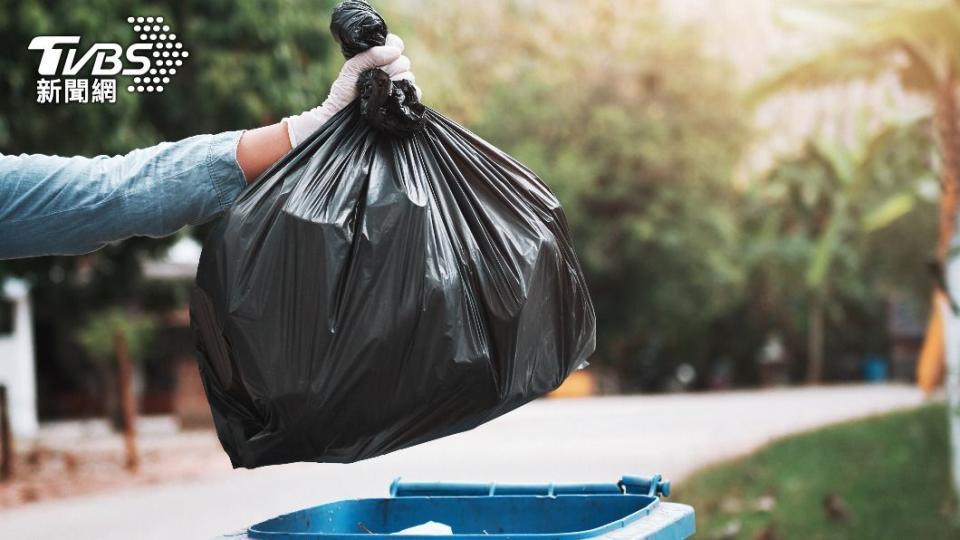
[[0, 130, 246, 260]]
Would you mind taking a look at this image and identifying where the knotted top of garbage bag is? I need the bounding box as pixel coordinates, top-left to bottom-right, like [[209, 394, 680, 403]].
[[331, 0, 425, 135], [330, 0, 388, 58]]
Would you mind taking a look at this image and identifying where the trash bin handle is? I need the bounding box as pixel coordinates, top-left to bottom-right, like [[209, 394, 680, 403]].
[[389, 475, 670, 498], [619, 474, 671, 497]]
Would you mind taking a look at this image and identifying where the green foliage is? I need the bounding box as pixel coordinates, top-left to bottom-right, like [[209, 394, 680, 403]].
[[743, 122, 938, 373], [677, 404, 960, 539], [75, 309, 157, 367], [745, 0, 958, 382]]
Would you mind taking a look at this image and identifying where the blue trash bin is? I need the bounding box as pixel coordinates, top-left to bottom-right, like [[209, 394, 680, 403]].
[[862, 355, 889, 383], [223, 475, 695, 540]]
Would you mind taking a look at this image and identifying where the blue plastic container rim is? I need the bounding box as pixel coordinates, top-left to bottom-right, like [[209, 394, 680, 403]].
[[245, 475, 677, 539], [247, 494, 660, 539]]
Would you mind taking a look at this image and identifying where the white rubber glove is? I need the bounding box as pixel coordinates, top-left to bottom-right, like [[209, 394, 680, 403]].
[[284, 34, 418, 146]]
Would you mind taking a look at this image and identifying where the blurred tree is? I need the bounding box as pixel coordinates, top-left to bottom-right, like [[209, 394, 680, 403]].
[[0, 0, 338, 410], [744, 122, 938, 382], [75, 308, 156, 428], [752, 0, 960, 381], [76, 309, 156, 368]]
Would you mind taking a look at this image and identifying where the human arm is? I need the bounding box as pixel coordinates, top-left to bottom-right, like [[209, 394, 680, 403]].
[[0, 131, 246, 259], [0, 34, 416, 260]]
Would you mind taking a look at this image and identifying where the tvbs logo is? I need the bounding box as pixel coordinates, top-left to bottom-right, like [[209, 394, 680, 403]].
[[29, 16, 189, 104], [30, 36, 153, 76]]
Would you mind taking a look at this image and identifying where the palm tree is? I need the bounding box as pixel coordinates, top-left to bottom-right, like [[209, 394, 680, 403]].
[[753, 0, 960, 381]]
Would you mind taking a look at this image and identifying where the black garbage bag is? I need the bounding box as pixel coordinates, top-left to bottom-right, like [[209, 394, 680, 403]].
[[190, 0, 596, 468]]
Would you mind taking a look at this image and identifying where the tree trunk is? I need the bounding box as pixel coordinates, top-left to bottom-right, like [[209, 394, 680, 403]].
[[114, 330, 139, 473], [934, 76, 960, 503], [806, 293, 825, 384], [936, 75, 960, 262], [0, 385, 13, 481]]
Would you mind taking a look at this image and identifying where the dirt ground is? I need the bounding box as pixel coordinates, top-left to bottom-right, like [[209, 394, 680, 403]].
[[0, 420, 229, 508]]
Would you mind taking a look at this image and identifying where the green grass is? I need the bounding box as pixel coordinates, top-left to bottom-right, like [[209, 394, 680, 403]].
[[674, 404, 960, 540]]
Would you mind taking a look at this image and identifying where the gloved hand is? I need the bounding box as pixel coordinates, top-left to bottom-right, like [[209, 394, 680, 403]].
[[284, 33, 417, 146]]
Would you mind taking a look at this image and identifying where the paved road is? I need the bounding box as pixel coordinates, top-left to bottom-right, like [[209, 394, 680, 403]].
[[0, 384, 925, 539]]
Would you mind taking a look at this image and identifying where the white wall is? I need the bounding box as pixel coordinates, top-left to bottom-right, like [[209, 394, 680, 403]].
[[0, 279, 38, 438], [946, 243, 960, 497]]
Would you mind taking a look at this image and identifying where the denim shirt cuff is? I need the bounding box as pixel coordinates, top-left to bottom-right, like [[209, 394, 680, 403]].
[[206, 130, 247, 213]]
